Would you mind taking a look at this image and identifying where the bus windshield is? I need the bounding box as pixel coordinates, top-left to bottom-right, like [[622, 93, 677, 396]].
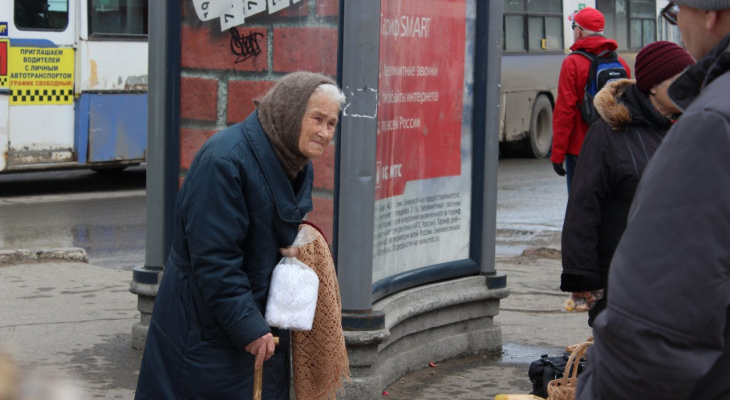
[[14, 0, 69, 31]]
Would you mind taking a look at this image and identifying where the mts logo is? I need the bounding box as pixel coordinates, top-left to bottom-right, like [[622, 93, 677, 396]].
[[376, 163, 402, 187]]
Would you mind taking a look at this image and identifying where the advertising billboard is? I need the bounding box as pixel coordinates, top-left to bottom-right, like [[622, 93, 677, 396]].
[[373, 0, 475, 282]]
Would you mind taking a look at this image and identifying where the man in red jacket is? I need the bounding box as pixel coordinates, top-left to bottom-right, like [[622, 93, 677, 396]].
[[550, 7, 631, 192]]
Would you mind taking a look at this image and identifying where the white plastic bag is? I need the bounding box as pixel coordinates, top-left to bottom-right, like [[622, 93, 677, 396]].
[[265, 226, 320, 331]]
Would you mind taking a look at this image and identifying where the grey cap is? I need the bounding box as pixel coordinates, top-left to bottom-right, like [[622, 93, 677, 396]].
[[672, 0, 730, 9]]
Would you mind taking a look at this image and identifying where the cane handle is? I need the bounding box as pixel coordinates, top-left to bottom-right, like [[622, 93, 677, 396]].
[[253, 336, 279, 400]]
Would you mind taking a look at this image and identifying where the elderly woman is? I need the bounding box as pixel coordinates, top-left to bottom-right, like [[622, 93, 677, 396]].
[[135, 71, 345, 400], [560, 41, 695, 326]]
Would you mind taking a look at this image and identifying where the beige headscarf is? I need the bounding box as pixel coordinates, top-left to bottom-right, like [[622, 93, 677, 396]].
[[292, 223, 350, 400], [256, 71, 337, 179]]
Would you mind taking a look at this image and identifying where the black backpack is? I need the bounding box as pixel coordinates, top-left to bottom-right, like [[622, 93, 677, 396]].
[[528, 353, 588, 398], [573, 49, 627, 125]]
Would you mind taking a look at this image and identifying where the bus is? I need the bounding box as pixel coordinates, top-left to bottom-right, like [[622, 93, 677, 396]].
[[0, 0, 148, 174], [500, 0, 680, 158]]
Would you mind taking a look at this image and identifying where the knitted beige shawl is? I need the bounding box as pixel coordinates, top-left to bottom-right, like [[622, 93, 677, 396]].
[[293, 223, 350, 400]]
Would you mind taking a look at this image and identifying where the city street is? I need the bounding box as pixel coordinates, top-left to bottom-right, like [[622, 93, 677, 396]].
[[0, 167, 146, 270], [0, 159, 566, 268]]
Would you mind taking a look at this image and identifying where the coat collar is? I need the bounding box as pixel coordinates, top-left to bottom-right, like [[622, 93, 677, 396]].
[[243, 111, 314, 223], [669, 33, 730, 112], [595, 79, 673, 131]]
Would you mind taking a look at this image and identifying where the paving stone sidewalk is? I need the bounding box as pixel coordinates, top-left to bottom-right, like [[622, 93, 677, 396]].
[[384, 253, 592, 399], [0, 252, 589, 400]]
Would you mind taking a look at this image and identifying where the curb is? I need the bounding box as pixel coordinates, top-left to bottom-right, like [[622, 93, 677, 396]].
[[0, 247, 88, 264]]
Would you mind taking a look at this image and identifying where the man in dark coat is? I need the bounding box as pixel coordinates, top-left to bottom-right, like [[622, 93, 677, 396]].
[[577, 1, 730, 399], [134, 71, 344, 400], [560, 41, 694, 326]]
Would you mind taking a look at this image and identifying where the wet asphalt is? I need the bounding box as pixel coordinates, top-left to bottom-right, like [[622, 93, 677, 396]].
[[0, 159, 565, 270]]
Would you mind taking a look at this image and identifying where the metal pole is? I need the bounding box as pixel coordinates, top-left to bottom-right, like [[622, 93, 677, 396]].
[[334, 0, 380, 315], [143, 0, 168, 275], [479, 0, 503, 275], [138, 0, 180, 278], [130, 0, 180, 349]]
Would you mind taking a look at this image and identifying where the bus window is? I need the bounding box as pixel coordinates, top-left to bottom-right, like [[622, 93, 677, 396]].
[[528, 17, 543, 51], [630, 0, 656, 48], [504, 0, 562, 52], [89, 0, 148, 37], [528, 17, 562, 51], [658, 14, 682, 44], [597, 0, 656, 50], [616, 0, 629, 49], [504, 15, 526, 51], [14, 0, 69, 31], [545, 16, 562, 50]]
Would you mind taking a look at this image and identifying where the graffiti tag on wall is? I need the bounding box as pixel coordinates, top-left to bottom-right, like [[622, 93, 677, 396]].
[[230, 28, 264, 63], [192, 0, 302, 31]]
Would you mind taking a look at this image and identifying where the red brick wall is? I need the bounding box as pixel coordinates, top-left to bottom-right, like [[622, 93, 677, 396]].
[[179, 0, 339, 242]]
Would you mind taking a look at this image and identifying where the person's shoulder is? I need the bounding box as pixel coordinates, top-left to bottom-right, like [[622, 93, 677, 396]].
[[661, 77, 730, 157], [196, 122, 250, 162], [561, 52, 585, 71], [668, 73, 730, 146], [692, 71, 730, 119], [584, 119, 614, 144], [573, 36, 619, 56], [591, 118, 614, 133]]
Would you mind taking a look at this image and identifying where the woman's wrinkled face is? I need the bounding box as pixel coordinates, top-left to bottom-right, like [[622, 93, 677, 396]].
[[651, 72, 683, 117], [298, 91, 340, 159]]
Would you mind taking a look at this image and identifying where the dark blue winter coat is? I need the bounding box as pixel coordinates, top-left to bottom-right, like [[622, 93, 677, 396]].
[[135, 111, 313, 400]]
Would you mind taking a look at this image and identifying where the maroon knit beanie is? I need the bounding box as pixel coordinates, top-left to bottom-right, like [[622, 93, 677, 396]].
[[635, 41, 695, 92]]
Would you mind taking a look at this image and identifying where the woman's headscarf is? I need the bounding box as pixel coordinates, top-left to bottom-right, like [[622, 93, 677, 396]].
[[256, 71, 337, 179]]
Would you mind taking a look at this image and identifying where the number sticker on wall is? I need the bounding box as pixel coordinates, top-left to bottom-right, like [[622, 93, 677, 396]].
[[192, 0, 300, 31]]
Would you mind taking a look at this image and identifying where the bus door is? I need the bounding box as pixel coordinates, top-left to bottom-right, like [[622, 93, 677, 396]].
[[75, 0, 148, 167], [4, 0, 77, 171]]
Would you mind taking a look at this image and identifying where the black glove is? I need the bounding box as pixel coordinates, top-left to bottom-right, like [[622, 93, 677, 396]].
[[553, 162, 566, 176]]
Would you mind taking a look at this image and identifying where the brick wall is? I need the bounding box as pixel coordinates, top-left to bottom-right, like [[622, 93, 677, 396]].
[[179, 0, 339, 242]]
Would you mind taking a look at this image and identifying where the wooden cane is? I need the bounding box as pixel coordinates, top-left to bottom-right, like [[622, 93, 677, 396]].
[[253, 336, 279, 400]]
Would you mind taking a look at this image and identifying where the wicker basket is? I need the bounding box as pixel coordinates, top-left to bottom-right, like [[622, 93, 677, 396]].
[[546, 339, 593, 400]]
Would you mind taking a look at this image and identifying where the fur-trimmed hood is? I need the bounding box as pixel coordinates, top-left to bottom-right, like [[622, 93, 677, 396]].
[[594, 79, 635, 130], [594, 79, 673, 132]]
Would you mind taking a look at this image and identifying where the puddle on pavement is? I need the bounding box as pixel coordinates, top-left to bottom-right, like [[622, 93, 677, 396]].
[[499, 342, 567, 364], [72, 224, 145, 270]]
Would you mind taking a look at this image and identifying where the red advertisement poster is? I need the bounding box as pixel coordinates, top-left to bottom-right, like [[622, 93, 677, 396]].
[[376, 0, 466, 200]]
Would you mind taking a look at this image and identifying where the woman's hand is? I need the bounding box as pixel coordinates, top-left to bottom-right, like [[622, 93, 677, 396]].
[[245, 333, 276, 370], [572, 291, 602, 311], [572, 291, 594, 301], [279, 247, 300, 258]]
